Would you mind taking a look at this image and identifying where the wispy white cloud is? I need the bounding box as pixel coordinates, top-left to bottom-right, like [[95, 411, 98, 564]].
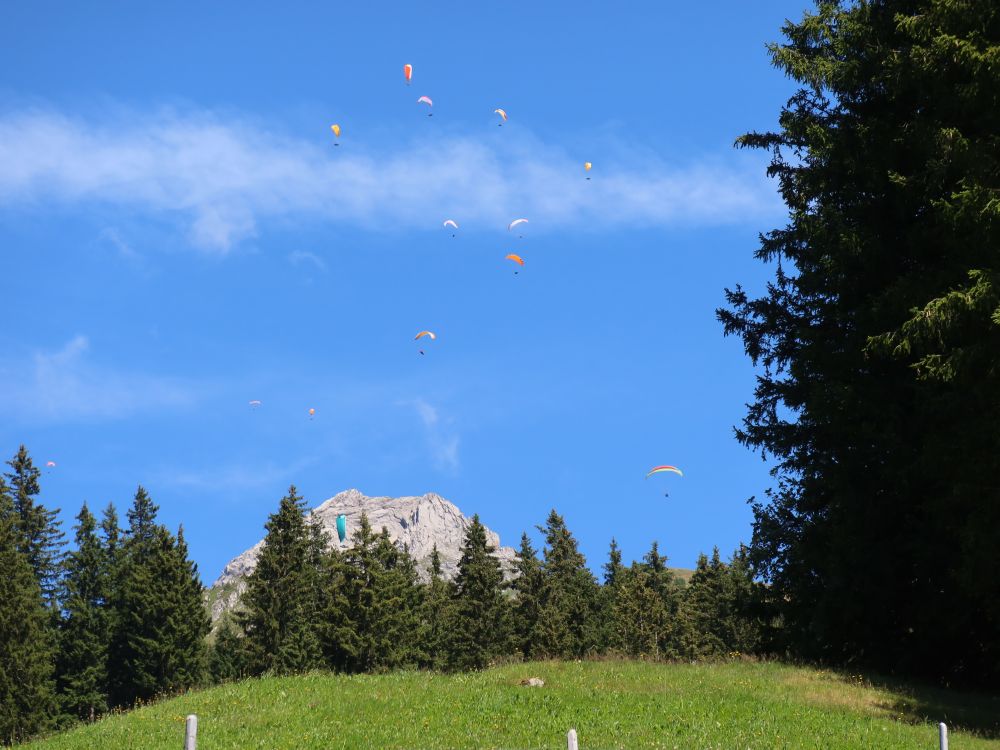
[[0, 108, 780, 254], [0, 335, 200, 421], [402, 397, 460, 473], [288, 250, 327, 272], [157, 456, 317, 494]]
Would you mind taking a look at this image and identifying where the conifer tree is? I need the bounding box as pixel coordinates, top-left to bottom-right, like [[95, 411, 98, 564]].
[[603, 538, 623, 587], [0, 477, 56, 743], [679, 550, 728, 658], [510, 532, 543, 658], [417, 545, 453, 669], [238, 486, 324, 676], [110, 487, 208, 705], [719, 0, 1000, 685], [531, 511, 600, 658], [444, 515, 509, 671], [6, 446, 64, 609], [596, 538, 624, 651], [56, 504, 110, 722], [611, 563, 669, 658], [208, 616, 247, 683], [321, 516, 421, 672]]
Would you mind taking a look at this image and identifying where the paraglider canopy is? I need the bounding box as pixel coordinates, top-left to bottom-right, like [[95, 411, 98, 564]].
[[508, 218, 529, 232], [403, 63, 413, 84], [443, 219, 458, 230], [494, 108, 507, 125], [646, 465, 683, 478], [505, 253, 525, 266], [584, 162, 592, 171], [336, 514, 347, 543], [249, 400, 262, 408], [45, 461, 56, 468], [330, 124, 341, 138], [417, 96, 433, 116], [308, 407, 316, 418], [414, 330, 437, 341]]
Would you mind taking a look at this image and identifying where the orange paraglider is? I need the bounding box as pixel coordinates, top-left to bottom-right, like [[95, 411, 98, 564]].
[[404, 64, 413, 85]]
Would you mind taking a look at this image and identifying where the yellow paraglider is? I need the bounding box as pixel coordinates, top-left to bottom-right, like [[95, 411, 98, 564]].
[[330, 124, 341, 146], [584, 162, 592, 180]]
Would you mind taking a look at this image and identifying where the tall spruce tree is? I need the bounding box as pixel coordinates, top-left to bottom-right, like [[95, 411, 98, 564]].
[[110, 488, 208, 705], [0, 477, 56, 743], [6, 446, 64, 609], [239, 486, 324, 675], [510, 533, 543, 659], [56, 504, 111, 722], [718, 0, 1000, 685], [611, 563, 670, 658], [531, 511, 600, 658], [444, 515, 509, 671], [417, 545, 453, 669], [322, 516, 422, 672]]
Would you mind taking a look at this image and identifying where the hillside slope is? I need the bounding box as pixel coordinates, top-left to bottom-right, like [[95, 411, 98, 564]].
[[23, 661, 1000, 749]]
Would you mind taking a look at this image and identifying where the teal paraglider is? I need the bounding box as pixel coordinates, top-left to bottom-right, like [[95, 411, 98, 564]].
[[336, 514, 347, 543]]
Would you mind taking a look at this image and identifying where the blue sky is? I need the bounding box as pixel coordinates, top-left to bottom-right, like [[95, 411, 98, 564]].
[[1, 1, 806, 583]]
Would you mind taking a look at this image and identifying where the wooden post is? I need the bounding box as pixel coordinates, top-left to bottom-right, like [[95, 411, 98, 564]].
[[567, 728, 578, 750], [184, 714, 197, 750], [939, 722, 948, 750]]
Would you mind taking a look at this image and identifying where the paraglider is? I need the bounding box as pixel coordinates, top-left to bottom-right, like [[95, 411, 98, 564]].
[[443, 219, 458, 237], [403, 63, 413, 85], [336, 514, 347, 543], [45, 461, 56, 468], [508, 218, 529, 238], [584, 162, 592, 179], [308, 407, 316, 419], [646, 465, 683, 478], [249, 400, 262, 408], [494, 108, 507, 126], [505, 253, 524, 274], [417, 96, 433, 116], [415, 330, 436, 355], [330, 123, 341, 146]]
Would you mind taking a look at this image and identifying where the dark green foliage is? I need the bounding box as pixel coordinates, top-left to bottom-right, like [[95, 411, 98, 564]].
[[444, 515, 509, 671], [611, 563, 671, 658], [417, 545, 454, 669], [509, 533, 543, 658], [109, 488, 209, 706], [56, 504, 110, 722], [0, 478, 56, 744], [239, 486, 325, 676], [530, 511, 600, 658], [321, 515, 423, 672], [603, 538, 623, 587], [6, 446, 64, 609], [209, 616, 248, 684], [718, 0, 1000, 686]]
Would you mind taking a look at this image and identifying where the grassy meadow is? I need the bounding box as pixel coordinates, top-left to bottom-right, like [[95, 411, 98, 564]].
[[23, 660, 1000, 749]]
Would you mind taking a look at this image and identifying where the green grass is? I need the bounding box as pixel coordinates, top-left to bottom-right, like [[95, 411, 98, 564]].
[[23, 660, 1000, 749]]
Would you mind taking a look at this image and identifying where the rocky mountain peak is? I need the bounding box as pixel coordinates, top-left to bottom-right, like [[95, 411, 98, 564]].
[[207, 489, 517, 622]]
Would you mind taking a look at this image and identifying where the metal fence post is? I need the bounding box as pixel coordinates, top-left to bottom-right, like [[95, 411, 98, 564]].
[[184, 714, 197, 750], [939, 722, 948, 750], [567, 728, 578, 750]]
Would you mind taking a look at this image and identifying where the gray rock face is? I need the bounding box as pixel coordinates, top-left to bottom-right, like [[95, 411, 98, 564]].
[[208, 489, 517, 622]]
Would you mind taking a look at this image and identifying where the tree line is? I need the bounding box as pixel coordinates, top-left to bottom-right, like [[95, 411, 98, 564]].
[[0, 447, 765, 744], [0, 446, 208, 744], [210, 486, 764, 679]]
